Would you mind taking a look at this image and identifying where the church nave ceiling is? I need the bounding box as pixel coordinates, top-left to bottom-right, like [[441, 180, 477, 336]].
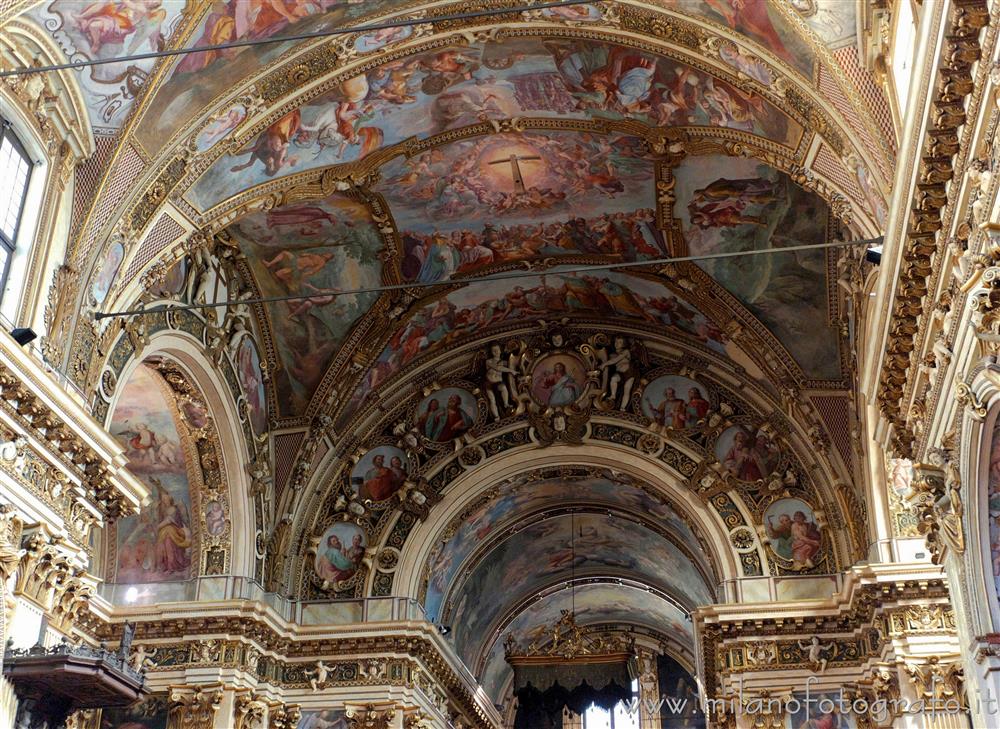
[[183, 32, 805, 211], [208, 133, 845, 424], [11, 0, 877, 625], [12, 0, 872, 144], [31, 0, 897, 439]]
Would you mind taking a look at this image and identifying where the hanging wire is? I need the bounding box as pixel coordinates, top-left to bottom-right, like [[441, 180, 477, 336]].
[[93, 238, 878, 320], [0, 0, 596, 77]]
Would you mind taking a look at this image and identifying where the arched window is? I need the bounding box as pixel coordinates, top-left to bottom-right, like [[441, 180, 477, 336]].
[[0, 120, 33, 301]]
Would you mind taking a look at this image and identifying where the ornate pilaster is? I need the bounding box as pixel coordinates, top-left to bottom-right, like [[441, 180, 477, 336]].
[[0, 503, 22, 679], [267, 702, 300, 729], [903, 657, 967, 709], [168, 686, 222, 729], [233, 692, 266, 729], [12, 527, 96, 633]]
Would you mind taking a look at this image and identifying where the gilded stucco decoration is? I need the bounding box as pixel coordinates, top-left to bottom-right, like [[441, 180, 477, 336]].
[[4, 0, 975, 725]]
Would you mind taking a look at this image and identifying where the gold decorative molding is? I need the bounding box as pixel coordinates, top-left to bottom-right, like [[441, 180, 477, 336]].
[[698, 576, 951, 699], [903, 657, 966, 708], [0, 335, 145, 519], [76, 614, 497, 728], [504, 609, 634, 661], [877, 0, 990, 455], [268, 703, 301, 729], [346, 705, 395, 729], [13, 528, 96, 632]]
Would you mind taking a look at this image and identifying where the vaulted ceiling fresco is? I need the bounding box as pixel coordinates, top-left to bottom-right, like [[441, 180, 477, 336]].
[[421, 470, 712, 622], [443, 511, 712, 668], [17, 0, 881, 653], [222, 192, 385, 411], [209, 142, 841, 421], [16, 0, 847, 135], [29, 0, 893, 432], [185, 34, 803, 210]]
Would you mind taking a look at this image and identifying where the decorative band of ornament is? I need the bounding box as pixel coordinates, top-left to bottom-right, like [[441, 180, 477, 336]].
[[876, 0, 989, 455]]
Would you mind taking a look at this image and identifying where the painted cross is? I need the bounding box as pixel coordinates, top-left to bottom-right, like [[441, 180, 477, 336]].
[[488, 153, 542, 193]]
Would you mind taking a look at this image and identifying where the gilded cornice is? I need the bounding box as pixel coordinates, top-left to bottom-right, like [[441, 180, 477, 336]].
[[903, 9, 1000, 461], [0, 331, 145, 519], [75, 612, 500, 728], [0, 436, 97, 549], [876, 0, 989, 456], [0, 18, 95, 160], [697, 567, 952, 697]]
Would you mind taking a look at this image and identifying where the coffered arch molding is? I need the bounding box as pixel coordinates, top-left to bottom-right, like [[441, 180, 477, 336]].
[[99, 330, 255, 581], [388, 442, 744, 603], [280, 312, 854, 599]]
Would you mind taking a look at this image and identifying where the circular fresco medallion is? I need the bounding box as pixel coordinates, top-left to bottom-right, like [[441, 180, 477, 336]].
[[641, 375, 711, 428], [351, 445, 407, 502], [762, 497, 822, 569], [714, 425, 780, 482], [156, 258, 187, 297], [315, 522, 367, 584], [414, 387, 477, 443], [530, 353, 588, 407]]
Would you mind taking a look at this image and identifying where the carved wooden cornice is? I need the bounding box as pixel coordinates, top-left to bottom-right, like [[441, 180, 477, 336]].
[[877, 0, 990, 456]]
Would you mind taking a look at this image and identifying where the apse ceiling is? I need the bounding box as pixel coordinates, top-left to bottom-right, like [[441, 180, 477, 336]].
[[421, 469, 713, 703], [478, 581, 693, 701]]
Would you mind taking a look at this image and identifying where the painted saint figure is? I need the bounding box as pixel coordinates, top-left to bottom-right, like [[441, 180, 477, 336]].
[[538, 362, 581, 406], [360, 454, 405, 501], [320, 534, 357, 582], [417, 398, 448, 440], [767, 508, 822, 569], [154, 489, 191, 575], [442, 394, 473, 439], [722, 429, 763, 481], [685, 387, 710, 424]]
